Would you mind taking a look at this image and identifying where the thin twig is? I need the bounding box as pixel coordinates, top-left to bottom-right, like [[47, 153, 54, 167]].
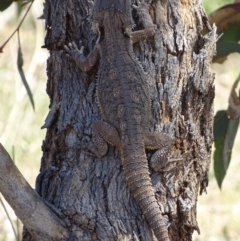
[[0, 1, 33, 52], [16, 218, 21, 241], [0, 196, 18, 241]]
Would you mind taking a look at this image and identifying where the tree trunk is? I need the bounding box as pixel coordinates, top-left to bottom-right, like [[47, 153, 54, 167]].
[[0, 0, 216, 241]]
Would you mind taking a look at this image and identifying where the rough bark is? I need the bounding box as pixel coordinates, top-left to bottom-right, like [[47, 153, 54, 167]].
[[0, 0, 216, 241]]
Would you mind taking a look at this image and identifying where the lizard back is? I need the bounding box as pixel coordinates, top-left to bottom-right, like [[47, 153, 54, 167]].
[[94, 9, 170, 241], [96, 9, 150, 131], [64, 3, 171, 240]]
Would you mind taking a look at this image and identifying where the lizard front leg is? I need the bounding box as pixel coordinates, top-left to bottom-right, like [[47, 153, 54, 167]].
[[131, 0, 155, 44], [64, 41, 100, 72]]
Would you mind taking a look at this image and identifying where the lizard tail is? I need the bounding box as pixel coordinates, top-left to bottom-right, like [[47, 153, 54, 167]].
[[123, 157, 170, 241]]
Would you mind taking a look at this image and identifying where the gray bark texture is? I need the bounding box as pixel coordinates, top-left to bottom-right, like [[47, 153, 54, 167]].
[[23, 0, 216, 240]]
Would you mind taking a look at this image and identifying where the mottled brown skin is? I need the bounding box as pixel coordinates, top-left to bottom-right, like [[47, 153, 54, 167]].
[[64, 1, 173, 240]]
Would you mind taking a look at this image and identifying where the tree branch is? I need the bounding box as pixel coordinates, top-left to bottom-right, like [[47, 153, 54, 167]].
[[0, 143, 69, 241]]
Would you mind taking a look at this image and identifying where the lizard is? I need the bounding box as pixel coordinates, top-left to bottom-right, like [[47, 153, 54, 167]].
[[64, 0, 173, 240]]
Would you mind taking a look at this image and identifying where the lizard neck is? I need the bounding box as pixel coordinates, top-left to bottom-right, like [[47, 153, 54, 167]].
[[101, 10, 131, 48]]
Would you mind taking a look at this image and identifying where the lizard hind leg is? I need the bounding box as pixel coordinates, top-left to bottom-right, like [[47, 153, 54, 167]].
[[92, 121, 121, 158], [144, 132, 174, 171]]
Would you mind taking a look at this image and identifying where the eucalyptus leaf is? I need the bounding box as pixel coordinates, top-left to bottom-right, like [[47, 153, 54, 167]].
[[0, 1, 13, 11], [17, 45, 35, 110]]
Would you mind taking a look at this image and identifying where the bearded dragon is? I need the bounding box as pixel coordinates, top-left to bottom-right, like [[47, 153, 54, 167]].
[[64, 1, 173, 240]]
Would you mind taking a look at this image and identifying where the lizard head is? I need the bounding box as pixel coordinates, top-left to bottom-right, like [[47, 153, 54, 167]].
[[91, 0, 133, 35]]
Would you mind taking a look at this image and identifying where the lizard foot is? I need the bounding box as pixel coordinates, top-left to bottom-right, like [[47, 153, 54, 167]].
[[144, 132, 175, 172], [64, 41, 84, 61], [84, 121, 121, 159], [132, 0, 154, 29]]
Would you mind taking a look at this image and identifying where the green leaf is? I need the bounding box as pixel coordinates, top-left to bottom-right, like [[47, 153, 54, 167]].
[[214, 137, 225, 189], [214, 115, 239, 189], [208, 3, 240, 32], [217, 41, 240, 56], [214, 110, 229, 141], [210, 8, 240, 63], [227, 74, 240, 119], [218, 26, 240, 43], [0, 1, 13, 11], [222, 117, 239, 167], [17, 45, 35, 110]]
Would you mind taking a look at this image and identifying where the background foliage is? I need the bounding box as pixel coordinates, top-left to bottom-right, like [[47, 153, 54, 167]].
[[0, 1, 48, 239], [0, 0, 239, 240]]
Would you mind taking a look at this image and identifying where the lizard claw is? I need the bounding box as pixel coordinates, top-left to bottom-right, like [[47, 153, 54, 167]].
[[72, 41, 79, 50], [64, 41, 84, 53], [80, 46, 84, 54], [64, 41, 85, 62], [132, 4, 138, 10], [64, 44, 70, 52]]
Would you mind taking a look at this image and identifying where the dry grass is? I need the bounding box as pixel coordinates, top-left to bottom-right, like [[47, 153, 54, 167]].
[[0, 1, 239, 241]]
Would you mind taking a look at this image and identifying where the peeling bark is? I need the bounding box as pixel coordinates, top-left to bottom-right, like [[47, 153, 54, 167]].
[[0, 0, 216, 241]]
